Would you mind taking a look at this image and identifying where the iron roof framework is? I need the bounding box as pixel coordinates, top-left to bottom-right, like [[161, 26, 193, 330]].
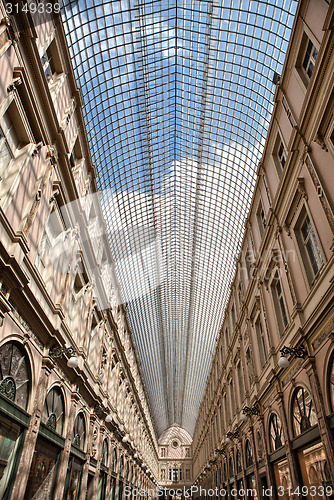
[[61, 0, 298, 436]]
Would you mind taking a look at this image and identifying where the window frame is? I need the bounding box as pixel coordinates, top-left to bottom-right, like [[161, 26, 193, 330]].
[[292, 204, 325, 287], [296, 32, 319, 88]]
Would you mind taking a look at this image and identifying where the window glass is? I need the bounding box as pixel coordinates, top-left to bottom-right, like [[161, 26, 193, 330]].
[[292, 387, 317, 436], [301, 215, 323, 277], [0, 416, 22, 498], [41, 387, 65, 435], [274, 458, 293, 500], [72, 413, 86, 450], [302, 39, 318, 79], [298, 442, 333, 500], [0, 342, 30, 409], [269, 412, 283, 451], [329, 353, 334, 413], [24, 437, 59, 500]]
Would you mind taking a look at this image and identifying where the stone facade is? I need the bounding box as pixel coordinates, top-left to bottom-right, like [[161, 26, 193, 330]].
[[0, 3, 159, 499], [192, 0, 334, 498]]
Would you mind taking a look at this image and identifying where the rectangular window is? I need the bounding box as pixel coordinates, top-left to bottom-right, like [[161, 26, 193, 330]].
[[186, 469, 190, 480], [271, 275, 288, 334], [237, 362, 244, 403], [301, 215, 323, 277], [41, 45, 56, 82], [255, 316, 267, 368], [256, 199, 266, 237], [0, 108, 19, 179], [295, 208, 324, 284], [302, 39, 318, 79]]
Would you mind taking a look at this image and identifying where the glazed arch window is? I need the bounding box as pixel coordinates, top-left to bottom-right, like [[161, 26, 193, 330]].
[[0, 341, 30, 409], [72, 412, 86, 450], [245, 440, 253, 468], [268, 412, 283, 451], [327, 351, 334, 413], [41, 386, 65, 435], [292, 386, 317, 436]]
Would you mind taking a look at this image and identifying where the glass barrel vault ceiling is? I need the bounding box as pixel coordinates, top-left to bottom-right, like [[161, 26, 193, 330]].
[[61, 0, 298, 436]]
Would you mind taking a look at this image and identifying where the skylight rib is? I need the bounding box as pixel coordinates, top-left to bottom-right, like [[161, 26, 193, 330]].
[[61, 0, 298, 436]]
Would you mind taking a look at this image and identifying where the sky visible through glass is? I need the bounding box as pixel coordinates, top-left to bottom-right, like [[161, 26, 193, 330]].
[[61, 0, 298, 436]]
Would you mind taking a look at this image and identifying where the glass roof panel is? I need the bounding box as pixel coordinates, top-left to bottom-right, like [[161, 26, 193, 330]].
[[61, 0, 298, 436]]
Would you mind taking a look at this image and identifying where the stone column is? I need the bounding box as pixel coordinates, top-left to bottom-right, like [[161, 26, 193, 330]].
[[305, 357, 334, 485], [277, 393, 300, 498], [11, 356, 53, 500], [54, 389, 80, 500]]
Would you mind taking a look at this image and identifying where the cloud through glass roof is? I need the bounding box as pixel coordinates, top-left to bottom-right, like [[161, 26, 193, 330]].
[[61, 0, 298, 436]]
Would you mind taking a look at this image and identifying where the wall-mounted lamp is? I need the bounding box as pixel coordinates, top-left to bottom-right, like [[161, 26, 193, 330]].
[[122, 434, 129, 443], [225, 431, 239, 444], [105, 413, 113, 423], [94, 404, 112, 423], [134, 452, 138, 459], [241, 403, 261, 421], [49, 346, 78, 368], [278, 345, 307, 368]]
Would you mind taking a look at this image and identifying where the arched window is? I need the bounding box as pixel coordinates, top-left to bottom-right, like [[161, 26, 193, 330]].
[[328, 352, 334, 412], [229, 457, 234, 478], [269, 413, 283, 451], [41, 387, 65, 434], [101, 439, 108, 467], [72, 412, 86, 450], [125, 461, 129, 481], [112, 448, 117, 472], [236, 450, 242, 474], [0, 341, 30, 409], [245, 440, 253, 468], [292, 387, 317, 436]]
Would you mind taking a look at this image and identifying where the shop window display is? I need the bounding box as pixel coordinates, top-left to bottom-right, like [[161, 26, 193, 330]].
[[0, 416, 22, 498], [24, 437, 60, 500], [274, 458, 293, 500], [298, 442, 334, 500]]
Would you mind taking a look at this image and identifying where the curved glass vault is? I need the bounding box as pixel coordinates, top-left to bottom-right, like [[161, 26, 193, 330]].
[[61, 0, 298, 436]]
